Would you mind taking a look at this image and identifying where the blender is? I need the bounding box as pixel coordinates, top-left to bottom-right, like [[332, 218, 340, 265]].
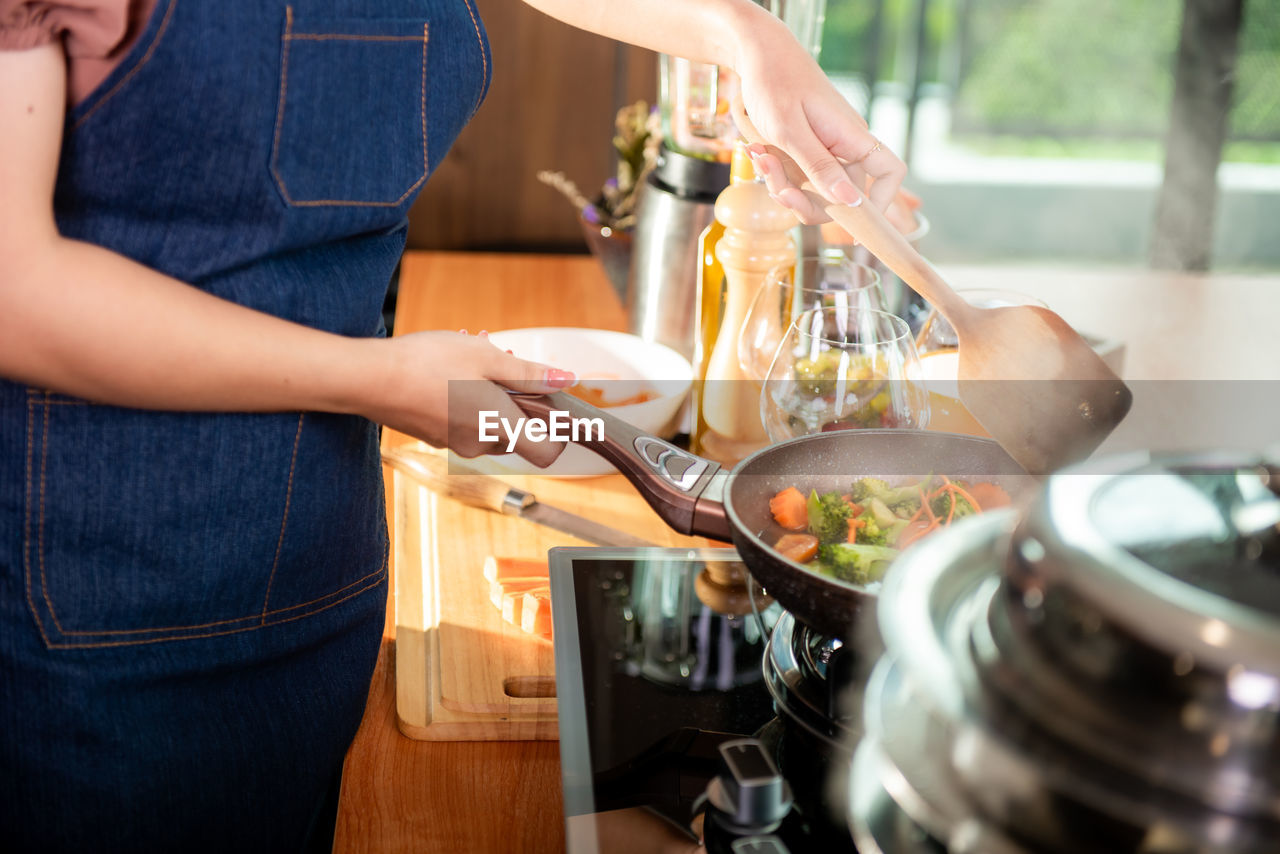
[[627, 0, 827, 362]]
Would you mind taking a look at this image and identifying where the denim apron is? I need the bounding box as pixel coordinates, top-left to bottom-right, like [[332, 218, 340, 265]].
[[0, 1, 490, 850]]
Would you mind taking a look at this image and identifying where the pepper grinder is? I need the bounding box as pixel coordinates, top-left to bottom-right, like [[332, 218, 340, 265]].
[[698, 169, 796, 466]]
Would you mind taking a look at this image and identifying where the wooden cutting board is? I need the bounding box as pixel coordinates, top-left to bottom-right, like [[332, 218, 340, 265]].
[[392, 444, 715, 741]]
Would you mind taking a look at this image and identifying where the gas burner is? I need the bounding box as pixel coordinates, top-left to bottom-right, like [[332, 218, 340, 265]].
[[764, 611, 863, 748], [755, 610, 869, 854]]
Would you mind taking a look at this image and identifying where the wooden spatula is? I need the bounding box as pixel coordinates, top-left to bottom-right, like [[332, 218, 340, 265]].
[[735, 125, 1131, 473], [826, 192, 1131, 474]]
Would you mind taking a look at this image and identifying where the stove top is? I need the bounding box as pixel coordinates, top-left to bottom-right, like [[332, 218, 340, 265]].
[[550, 547, 864, 854]]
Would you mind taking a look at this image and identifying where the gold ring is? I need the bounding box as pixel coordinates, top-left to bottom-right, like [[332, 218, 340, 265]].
[[854, 141, 882, 164]]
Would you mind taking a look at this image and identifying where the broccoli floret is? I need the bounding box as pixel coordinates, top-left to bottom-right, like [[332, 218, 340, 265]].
[[849, 476, 931, 513], [857, 517, 892, 546], [816, 543, 901, 585], [847, 478, 891, 505], [806, 490, 853, 545], [929, 490, 978, 521], [885, 493, 923, 516], [853, 514, 911, 547], [879, 481, 930, 508]]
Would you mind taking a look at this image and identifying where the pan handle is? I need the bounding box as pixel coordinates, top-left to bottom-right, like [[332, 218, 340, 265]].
[[509, 391, 732, 541]]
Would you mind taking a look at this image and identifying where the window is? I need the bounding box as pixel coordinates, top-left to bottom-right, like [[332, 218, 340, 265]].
[[817, 0, 1280, 270]]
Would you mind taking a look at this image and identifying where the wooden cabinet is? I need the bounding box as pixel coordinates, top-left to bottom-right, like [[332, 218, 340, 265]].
[[407, 0, 657, 251]]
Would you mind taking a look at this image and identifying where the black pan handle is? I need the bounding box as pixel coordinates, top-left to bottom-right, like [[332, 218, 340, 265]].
[[509, 391, 732, 541]]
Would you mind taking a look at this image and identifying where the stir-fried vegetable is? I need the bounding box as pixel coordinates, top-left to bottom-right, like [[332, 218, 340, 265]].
[[929, 482, 980, 522], [816, 543, 901, 585], [806, 489, 853, 545], [768, 476, 1012, 584], [847, 477, 925, 516], [769, 486, 808, 531], [774, 533, 820, 563]]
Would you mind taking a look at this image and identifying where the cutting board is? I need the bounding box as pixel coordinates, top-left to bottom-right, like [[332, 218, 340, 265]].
[[392, 443, 714, 741]]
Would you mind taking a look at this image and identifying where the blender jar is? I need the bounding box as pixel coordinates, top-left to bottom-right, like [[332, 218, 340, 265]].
[[658, 0, 827, 162]]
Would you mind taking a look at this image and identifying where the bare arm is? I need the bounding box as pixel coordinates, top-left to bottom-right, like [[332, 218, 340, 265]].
[[0, 44, 569, 464], [520, 0, 906, 217]]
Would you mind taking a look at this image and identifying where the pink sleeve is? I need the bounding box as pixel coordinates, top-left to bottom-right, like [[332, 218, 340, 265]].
[[0, 0, 129, 58]]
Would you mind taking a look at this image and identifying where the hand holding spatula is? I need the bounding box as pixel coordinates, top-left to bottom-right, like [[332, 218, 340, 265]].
[[732, 105, 1132, 475]]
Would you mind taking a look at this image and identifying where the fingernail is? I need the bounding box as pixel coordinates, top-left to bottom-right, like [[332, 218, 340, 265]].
[[506, 349, 514, 355], [478, 330, 488, 336], [544, 368, 577, 388], [769, 191, 792, 211], [459, 328, 468, 335], [746, 143, 767, 160], [830, 179, 862, 206]]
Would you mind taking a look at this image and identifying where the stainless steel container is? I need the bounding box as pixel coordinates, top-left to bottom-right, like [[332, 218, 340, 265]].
[[626, 144, 729, 361], [852, 450, 1280, 853]]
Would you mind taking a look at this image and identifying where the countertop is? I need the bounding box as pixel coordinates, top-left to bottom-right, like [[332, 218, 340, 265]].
[[333, 251, 1280, 853], [334, 251, 668, 854]]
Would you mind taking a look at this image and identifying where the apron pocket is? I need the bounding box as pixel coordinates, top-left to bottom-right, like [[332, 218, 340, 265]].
[[271, 10, 429, 208], [21, 396, 369, 648]]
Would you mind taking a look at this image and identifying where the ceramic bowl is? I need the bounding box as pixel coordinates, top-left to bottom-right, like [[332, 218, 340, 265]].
[[476, 327, 693, 477]]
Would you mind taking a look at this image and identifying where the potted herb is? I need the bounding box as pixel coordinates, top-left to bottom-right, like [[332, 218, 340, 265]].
[[538, 100, 661, 296]]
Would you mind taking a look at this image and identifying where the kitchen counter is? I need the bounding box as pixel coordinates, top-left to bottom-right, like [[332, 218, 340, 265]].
[[334, 251, 706, 854], [928, 264, 1280, 381], [333, 251, 1280, 853]]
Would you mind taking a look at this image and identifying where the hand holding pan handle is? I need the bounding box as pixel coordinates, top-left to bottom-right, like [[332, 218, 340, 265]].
[[508, 391, 733, 542]]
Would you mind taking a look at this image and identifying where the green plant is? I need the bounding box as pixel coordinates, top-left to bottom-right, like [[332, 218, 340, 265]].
[[537, 100, 661, 232]]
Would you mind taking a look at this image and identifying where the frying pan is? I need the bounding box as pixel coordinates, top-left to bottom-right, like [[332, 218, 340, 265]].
[[512, 391, 1028, 637]]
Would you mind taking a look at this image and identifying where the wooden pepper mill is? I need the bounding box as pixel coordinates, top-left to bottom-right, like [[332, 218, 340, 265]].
[[698, 165, 797, 466]]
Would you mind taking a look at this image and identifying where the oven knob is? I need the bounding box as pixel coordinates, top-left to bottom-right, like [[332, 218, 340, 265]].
[[730, 836, 790, 854], [695, 738, 794, 852]]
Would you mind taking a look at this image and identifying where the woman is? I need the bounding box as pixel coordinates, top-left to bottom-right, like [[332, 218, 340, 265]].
[[0, 0, 904, 851]]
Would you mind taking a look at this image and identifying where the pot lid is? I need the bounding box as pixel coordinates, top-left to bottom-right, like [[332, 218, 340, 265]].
[[870, 455, 1280, 848], [1008, 449, 1280, 680]]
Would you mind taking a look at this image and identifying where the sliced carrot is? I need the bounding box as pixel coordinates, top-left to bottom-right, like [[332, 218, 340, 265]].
[[847, 517, 867, 543], [898, 516, 933, 545], [898, 518, 939, 548], [503, 586, 548, 626], [940, 476, 985, 516], [773, 532, 820, 563], [965, 482, 1011, 510], [490, 576, 549, 610], [839, 495, 865, 513], [483, 556, 549, 583], [921, 487, 938, 524], [520, 590, 553, 637], [938, 478, 958, 525], [566, 384, 659, 408], [770, 487, 808, 531], [924, 484, 951, 504]]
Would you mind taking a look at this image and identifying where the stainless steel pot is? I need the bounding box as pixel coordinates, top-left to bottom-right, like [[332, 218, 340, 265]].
[[856, 449, 1280, 853]]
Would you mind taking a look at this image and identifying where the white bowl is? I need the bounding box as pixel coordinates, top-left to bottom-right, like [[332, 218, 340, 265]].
[[476, 328, 693, 477]]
